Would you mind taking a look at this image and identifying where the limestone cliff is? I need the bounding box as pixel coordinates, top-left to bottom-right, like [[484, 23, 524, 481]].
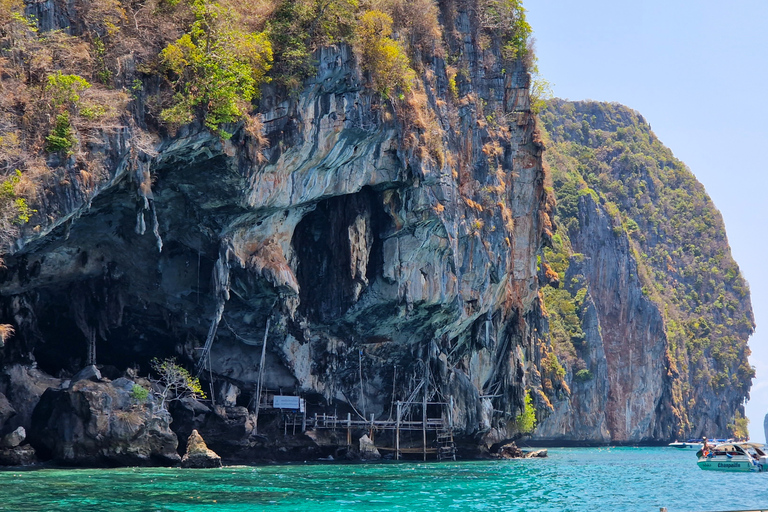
[[533, 100, 754, 444], [0, 0, 551, 461]]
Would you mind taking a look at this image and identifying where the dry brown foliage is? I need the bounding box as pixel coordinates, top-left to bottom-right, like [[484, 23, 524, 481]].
[[362, 0, 443, 58], [0, 323, 14, 345]]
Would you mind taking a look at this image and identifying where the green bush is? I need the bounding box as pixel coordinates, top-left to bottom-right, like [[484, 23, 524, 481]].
[[0, 170, 34, 224], [46, 72, 91, 110], [129, 384, 150, 403], [515, 390, 536, 434], [574, 369, 593, 382], [45, 112, 77, 153], [268, 0, 357, 89]]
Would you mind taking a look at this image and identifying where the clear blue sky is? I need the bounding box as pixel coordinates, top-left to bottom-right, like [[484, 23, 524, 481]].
[[526, 0, 768, 442]]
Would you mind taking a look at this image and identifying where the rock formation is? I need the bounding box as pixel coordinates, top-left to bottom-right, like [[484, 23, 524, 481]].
[[29, 375, 180, 466], [532, 100, 754, 444], [181, 429, 222, 468], [0, 0, 552, 462]]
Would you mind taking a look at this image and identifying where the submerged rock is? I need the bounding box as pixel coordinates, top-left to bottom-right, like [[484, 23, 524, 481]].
[[181, 429, 222, 468], [29, 378, 180, 466]]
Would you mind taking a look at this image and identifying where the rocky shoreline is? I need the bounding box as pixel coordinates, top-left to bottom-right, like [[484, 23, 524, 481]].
[[0, 363, 550, 468]]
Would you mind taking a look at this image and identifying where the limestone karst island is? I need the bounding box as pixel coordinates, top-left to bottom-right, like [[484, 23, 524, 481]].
[[0, 0, 756, 484]]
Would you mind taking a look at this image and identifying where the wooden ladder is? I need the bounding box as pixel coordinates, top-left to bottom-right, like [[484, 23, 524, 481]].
[[436, 429, 456, 461]]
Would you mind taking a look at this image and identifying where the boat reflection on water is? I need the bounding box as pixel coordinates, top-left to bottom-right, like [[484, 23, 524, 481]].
[[696, 442, 768, 472]]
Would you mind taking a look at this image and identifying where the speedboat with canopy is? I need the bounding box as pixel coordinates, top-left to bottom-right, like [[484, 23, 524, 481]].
[[696, 442, 768, 472]]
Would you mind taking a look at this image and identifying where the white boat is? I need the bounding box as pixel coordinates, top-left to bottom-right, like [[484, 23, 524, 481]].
[[696, 442, 768, 472], [669, 439, 703, 449]]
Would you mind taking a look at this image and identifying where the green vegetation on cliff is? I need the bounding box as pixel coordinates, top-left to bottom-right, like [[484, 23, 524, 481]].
[[0, 0, 533, 238], [540, 99, 754, 436]]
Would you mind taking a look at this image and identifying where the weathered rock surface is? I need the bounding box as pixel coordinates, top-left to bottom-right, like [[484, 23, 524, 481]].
[[1, 426, 25, 448], [532, 100, 753, 445], [0, 444, 37, 466], [493, 442, 523, 459], [0, 365, 61, 434], [71, 365, 102, 384], [358, 434, 380, 460], [181, 429, 222, 468], [29, 376, 180, 466], [0, 0, 550, 460], [0, 392, 15, 433], [534, 195, 664, 444]]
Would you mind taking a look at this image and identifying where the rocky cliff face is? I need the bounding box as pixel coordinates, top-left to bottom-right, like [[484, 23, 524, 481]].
[[0, 0, 551, 461], [532, 100, 754, 444]]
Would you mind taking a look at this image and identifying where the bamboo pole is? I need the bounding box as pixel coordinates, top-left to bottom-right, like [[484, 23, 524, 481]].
[[396, 401, 401, 461], [347, 413, 352, 447], [358, 349, 365, 416], [253, 318, 270, 435]]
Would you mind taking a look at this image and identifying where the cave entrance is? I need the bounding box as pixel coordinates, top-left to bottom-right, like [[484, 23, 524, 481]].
[[293, 187, 388, 324]]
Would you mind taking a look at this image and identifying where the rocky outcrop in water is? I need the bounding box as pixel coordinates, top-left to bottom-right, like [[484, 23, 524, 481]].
[[181, 429, 222, 468], [29, 375, 179, 466]]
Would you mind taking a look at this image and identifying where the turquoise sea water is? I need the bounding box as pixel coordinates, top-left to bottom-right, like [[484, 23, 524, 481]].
[[3, 447, 767, 512]]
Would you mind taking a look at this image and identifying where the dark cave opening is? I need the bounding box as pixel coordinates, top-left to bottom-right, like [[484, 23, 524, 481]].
[[293, 187, 389, 324], [31, 290, 184, 378]]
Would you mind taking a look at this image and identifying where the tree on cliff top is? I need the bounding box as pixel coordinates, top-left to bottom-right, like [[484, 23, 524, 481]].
[[159, 0, 273, 137]]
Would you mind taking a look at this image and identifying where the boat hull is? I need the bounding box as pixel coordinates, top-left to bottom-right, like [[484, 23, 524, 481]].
[[697, 458, 759, 472]]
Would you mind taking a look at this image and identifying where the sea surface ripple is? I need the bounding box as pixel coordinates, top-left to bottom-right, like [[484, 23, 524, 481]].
[[3, 447, 767, 511]]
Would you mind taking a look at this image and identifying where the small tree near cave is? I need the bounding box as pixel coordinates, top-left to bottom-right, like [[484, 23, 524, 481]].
[[515, 390, 537, 435], [150, 358, 206, 409]]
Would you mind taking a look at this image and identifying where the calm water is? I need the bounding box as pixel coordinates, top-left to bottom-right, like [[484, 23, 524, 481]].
[[3, 447, 767, 511]]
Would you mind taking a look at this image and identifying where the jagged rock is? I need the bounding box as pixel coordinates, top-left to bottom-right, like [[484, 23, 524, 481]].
[[71, 365, 102, 384], [1, 426, 25, 448], [358, 434, 380, 460], [524, 449, 547, 458], [28, 378, 180, 466], [494, 442, 524, 459], [181, 430, 222, 468], [0, 365, 61, 434], [170, 399, 259, 462], [0, 445, 37, 466]]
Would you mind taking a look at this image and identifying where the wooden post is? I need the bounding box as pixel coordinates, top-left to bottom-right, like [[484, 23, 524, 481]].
[[396, 401, 401, 461], [347, 412, 352, 447], [358, 349, 366, 416], [449, 395, 455, 461], [253, 318, 270, 435], [422, 361, 429, 461], [369, 413, 375, 441]]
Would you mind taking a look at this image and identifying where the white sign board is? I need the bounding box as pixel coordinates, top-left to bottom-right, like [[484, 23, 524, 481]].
[[273, 396, 304, 412]]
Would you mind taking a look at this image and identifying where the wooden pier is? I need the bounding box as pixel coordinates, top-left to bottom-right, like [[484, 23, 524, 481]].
[[309, 397, 457, 461]]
